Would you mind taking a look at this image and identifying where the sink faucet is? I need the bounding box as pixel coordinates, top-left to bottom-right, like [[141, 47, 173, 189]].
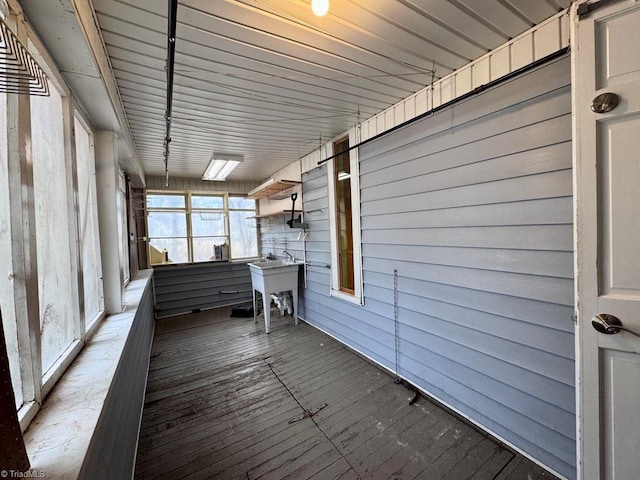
[[283, 250, 295, 262]]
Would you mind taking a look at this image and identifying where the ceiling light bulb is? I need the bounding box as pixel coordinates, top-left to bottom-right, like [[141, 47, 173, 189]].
[[311, 0, 329, 16]]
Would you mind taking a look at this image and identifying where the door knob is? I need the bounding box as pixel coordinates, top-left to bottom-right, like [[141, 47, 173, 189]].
[[590, 92, 619, 113], [592, 314, 640, 337]]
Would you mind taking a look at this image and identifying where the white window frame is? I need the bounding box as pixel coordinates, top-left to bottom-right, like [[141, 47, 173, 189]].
[[327, 128, 364, 305], [146, 190, 258, 264]]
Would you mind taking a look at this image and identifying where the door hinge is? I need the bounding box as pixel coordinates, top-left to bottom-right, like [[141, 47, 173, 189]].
[[577, 0, 628, 18], [577, 1, 593, 17]]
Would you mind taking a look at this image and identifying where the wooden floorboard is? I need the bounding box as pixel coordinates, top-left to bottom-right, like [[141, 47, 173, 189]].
[[135, 306, 560, 480]]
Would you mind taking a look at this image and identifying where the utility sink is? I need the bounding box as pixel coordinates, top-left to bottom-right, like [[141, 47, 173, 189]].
[[248, 259, 295, 269], [248, 260, 301, 333]]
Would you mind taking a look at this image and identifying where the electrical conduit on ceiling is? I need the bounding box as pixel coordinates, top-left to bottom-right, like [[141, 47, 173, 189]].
[[164, 0, 178, 186]]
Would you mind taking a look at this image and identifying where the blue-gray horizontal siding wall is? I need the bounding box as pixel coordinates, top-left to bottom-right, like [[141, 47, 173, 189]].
[[153, 262, 252, 318], [79, 271, 154, 480], [301, 56, 575, 479]]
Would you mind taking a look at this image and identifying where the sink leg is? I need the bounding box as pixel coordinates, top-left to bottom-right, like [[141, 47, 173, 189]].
[[252, 289, 258, 324], [262, 291, 271, 334], [292, 288, 299, 326]]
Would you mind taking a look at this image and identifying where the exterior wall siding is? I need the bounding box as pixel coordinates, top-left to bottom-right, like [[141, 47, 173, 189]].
[[153, 262, 253, 318], [300, 10, 570, 175], [78, 271, 155, 480], [300, 56, 575, 479]]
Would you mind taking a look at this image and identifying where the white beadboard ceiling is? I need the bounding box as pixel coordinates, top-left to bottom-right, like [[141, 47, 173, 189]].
[[90, 0, 570, 182]]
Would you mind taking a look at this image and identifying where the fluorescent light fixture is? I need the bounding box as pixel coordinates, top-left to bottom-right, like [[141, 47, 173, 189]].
[[311, 0, 329, 16], [202, 154, 243, 181]]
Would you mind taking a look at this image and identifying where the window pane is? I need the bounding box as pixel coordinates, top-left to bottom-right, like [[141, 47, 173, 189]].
[[193, 237, 228, 262], [74, 117, 104, 328], [148, 212, 187, 238], [149, 238, 189, 264], [146, 193, 185, 209], [229, 196, 255, 209], [31, 84, 77, 374], [334, 138, 355, 292], [192, 195, 224, 209], [147, 192, 257, 263], [229, 211, 258, 258], [0, 91, 23, 408], [192, 212, 225, 237]]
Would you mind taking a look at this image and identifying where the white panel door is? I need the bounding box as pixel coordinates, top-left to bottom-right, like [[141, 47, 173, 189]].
[[573, 1, 640, 479]]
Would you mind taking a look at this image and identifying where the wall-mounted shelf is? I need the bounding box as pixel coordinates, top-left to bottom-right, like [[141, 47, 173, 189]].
[[246, 179, 301, 200], [246, 210, 302, 219]]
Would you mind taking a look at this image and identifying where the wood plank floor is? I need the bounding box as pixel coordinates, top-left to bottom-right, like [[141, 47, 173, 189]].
[[135, 307, 559, 480]]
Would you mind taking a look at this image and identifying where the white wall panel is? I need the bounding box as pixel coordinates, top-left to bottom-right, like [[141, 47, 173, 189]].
[[404, 96, 416, 122], [415, 89, 429, 117], [432, 82, 442, 108], [384, 108, 395, 131], [535, 19, 563, 60], [511, 32, 535, 70], [456, 67, 472, 96], [394, 103, 404, 126], [472, 57, 491, 88], [441, 75, 456, 103], [491, 46, 511, 80], [376, 113, 385, 136]]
